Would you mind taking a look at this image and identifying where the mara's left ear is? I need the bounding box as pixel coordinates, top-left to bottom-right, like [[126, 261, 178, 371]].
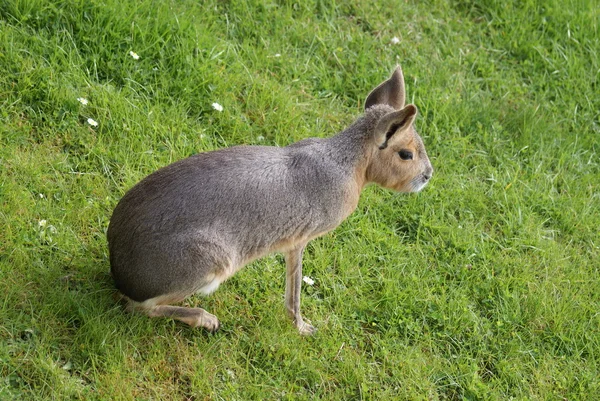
[[374, 104, 417, 149], [364, 66, 406, 111]]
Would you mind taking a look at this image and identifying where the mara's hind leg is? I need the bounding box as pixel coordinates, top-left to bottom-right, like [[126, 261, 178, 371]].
[[147, 305, 220, 332], [118, 236, 234, 332], [125, 294, 220, 332]]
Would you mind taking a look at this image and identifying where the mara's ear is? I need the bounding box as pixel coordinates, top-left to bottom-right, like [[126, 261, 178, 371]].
[[364, 66, 406, 111], [375, 104, 417, 149]]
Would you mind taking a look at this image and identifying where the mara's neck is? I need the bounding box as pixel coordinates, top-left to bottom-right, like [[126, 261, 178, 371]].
[[324, 107, 389, 191]]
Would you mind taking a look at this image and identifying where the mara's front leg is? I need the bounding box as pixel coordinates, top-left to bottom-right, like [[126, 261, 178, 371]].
[[284, 243, 316, 335]]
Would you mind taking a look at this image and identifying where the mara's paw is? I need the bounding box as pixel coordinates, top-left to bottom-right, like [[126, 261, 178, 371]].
[[190, 310, 220, 333], [297, 320, 317, 336]]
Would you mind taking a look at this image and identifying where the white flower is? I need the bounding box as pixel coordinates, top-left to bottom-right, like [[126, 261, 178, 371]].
[[87, 118, 99, 127], [38, 219, 47, 227], [77, 97, 88, 106], [129, 51, 140, 60], [303, 276, 315, 286], [256, 136, 264, 142], [274, 53, 281, 57], [39, 193, 45, 198], [212, 102, 223, 112], [391, 36, 400, 44]]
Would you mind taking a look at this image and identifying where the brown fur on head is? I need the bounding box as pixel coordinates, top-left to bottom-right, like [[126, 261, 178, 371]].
[[364, 67, 433, 193]]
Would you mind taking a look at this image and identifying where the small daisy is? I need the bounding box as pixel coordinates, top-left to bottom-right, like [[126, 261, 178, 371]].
[[38, 220, 47, 227], [274, 53, 281, 57], [129, 51, 140, 60], [77, 97, 88, 106], [256, 135, 265, 142], [303, 276, 315, 286], [87, 118, 99, 127], [212, 102, 223, 112], [391, 36, 400, 44]]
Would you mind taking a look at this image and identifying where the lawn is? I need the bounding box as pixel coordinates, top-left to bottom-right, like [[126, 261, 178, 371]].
[[1, 0, 599, 399]]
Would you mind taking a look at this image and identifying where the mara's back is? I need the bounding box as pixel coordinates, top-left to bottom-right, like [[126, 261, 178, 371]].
[[108, 139, 359, 301]]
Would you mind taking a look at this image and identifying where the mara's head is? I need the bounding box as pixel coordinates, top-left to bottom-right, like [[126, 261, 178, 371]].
[[363, 66, 433, 193]]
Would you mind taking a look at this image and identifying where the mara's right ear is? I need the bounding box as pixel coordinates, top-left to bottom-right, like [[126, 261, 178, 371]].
[[364, 66, 406, 111], [374, 104, 417, 149]]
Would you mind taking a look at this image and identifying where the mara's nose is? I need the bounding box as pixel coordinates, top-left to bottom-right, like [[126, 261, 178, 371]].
[[423, 166, 433, 181]]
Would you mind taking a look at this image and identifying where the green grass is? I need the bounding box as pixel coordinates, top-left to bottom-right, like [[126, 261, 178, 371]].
[[1, 0, 599, 399]]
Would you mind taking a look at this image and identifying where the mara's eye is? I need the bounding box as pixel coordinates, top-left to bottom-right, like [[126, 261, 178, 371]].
[[398, 149, 413, 160]]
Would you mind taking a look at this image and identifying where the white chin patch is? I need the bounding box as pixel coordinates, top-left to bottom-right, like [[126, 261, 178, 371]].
[[411, 180, 428, 193]]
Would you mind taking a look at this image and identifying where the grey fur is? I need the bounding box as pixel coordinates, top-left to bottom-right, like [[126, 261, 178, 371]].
[[108, 65, 433, 334]]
